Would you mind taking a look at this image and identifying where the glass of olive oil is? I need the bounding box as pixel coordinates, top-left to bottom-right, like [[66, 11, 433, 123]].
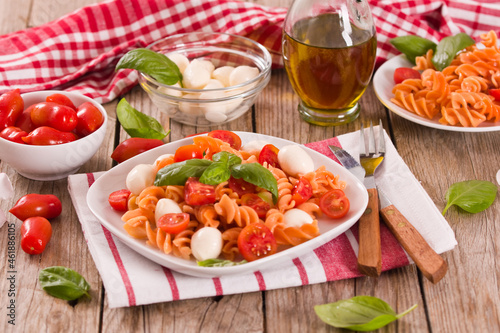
[[282, 0, 377, 126]]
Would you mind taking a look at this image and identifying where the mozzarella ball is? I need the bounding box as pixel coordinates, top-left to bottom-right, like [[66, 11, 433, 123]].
[[195, 59, 215, 75], [278, 145, 315, 177], [229, 66, 259, 86], [212, 66, 234, 87], [191, 227, 223, 261], [283, 209, 314, 228], [155, 198, 182, 222], [126, 164, 156, 195], [242, 140, 270, 152], [182, 60, 211, 89], [203, 79, 225, 90], [158, 82, 182, 97], [167, 53, 190, 73], [205, 111, 228, 123], [179, 93, 204, 115]]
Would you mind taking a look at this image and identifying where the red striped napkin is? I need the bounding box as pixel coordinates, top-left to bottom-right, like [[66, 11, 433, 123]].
[[1, 0, 499, 103], [67, 129, 456, 308]]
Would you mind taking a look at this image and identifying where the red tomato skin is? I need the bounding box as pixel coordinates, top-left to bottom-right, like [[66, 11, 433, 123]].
[[46, 93, 77, 110], [74, 102, 104, 137], [228, 176, 257, 197], [489, 88, 500, 101], [292, 177, 313, 206], [174, 144, 203, 162], [20, 217, 52, 255], [237, 223, 277, 262], [9, 194, 62, 221], [0, 126, 28, 144], [184, 177, 216, 206], [157, 213, 190, 234], [207, 130, 242, 150], [258, 144, 281, 168], [111, 138, 164, 163], [240, 193, 271, 218], [22, 126, 77, 145], [30, 102, 78, 132], [108, 189, 131, 211], [0, 89, 24, 130], [393, 67, 421, 84], [319, 189, 350, 219], [15, 104, 37, 132]]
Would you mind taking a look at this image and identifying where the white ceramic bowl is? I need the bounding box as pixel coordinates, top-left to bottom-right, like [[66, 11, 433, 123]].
[[138, 32, 272, 126], [0, 90, 108, 181]]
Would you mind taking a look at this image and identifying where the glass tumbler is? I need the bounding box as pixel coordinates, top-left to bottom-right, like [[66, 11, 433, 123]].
[[282, 0, 377, 126]]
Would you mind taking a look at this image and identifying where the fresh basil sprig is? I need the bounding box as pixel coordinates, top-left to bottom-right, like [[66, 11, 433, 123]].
[[155, 159, 213, 185], [197, 259, 248, 267], [116, 98, 169, 140], [442, 180, 497, 215], [390, 35, 437, 65], [199, 152, 242, 185], [115, 48, 182, 85], [231, 163, 279, 203], [39, 266, 91, 301], [314, 296, 417, 331]]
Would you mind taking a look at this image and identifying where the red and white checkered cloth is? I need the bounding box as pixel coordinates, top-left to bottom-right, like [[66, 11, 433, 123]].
[[1, 0, 499, 103]]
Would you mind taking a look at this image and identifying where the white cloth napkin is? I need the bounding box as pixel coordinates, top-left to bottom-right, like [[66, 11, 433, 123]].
[[67, 129, 456, 308]]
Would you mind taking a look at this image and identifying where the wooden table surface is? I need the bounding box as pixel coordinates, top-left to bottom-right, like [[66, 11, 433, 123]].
[[1, 0, 500, 332]]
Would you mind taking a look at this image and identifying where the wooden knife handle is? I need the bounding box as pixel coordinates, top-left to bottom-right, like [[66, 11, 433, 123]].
[[380, 204, 448, 284], [357, 188, 382, 277]]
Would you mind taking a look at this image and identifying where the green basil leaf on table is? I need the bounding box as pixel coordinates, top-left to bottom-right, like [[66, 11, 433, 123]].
[[155, 159, 212, 186], [432, 33, 475, 71], [230, 163, 279, 203], [197, 259, 248, 267], [442, 180, 497, 215], [390, 35, 437, 64], [39, 266, 91, 301], [314, 296, 417, 331], [116, 98, 169, 140], [115, 48, 182, 85]]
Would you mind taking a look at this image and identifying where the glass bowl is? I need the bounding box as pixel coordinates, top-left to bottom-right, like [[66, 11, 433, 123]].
[[138, 32, 272, 126]]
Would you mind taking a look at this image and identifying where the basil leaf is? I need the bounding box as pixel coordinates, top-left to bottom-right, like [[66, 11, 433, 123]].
[[212, 151, 242, 167], [314, 296, 417, 331], [116, 98, 169, 140], [197, 259, 248, 267], [442, 180, 497, 215], [39, 266, 91, 301], [231, 163, 279, 203], [155, 159, 212, 186], [432, 33, 475, 71], [390, 35, 437, 64], [200, 162, 232, 185], [116, 48, 182, 85]]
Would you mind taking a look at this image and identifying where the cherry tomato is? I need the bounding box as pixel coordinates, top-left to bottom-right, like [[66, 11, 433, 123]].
[[46, 93, 77, 110], [30, 102, 78, 132], [207, 130, 242, 150], [489, 88, 500, 101], [0, 89, 24, 130], [174, 144, 203, 162], [184, 177, 216, 206], [9, 194, 62, 221], [111, 137, 164, 163], [393, 67, 421, 84], [237, 223, 277, 262], [258, 144, 281, 168], [157, 213, 190, 234], [319, 189, 350, 219], [74, 102, 104, 137], [292, 177, 313, 206], [15, 104, 37, 132], [228, 176, 257, 197], [108, 189, 131, 211], [21, 217, 53, 255], [0, 126, 28, 144], [22, 126, 77, 145], [240, 193, 271, 218]]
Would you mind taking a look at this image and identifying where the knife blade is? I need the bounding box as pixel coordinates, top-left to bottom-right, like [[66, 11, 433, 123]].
[[329, 145, 448, 283]]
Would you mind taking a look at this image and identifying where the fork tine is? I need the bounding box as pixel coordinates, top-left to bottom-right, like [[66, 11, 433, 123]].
[[359, 123, 367, 156], [368, 121, 376, 154], [378, 119, 385, 155]]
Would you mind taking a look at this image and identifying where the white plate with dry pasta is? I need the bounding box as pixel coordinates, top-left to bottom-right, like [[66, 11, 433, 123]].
[[87, 131, 368, 278]]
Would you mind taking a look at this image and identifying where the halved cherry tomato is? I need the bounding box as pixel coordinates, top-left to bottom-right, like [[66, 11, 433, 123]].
[[228, 176, 257, 197], [0, 89, 24, 130], [174, 144, 203, 162], [258, 144, 281, 168], [30, 102, 78, 132], [108, 189, 131, 211], [22, 126, 77, 145], [9, 194, 62, 221], [74, 102, 104, 137], [241, 193, 271, 218], [319, 189, 350, 219], [489, 88, 500, 101], [21, 217, 52, 255], [0, 126, 28, 144], [393, 67, 421, 84], [237, 223, 277, 262], [15, 104, 37, 132], [184, 177, 216, 206], [46, 93, 77, 110], [157, 213, 190, 234], [292, 177, 313, 206], [111, 137, 164, 163], [207, 130, 242, 150]]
